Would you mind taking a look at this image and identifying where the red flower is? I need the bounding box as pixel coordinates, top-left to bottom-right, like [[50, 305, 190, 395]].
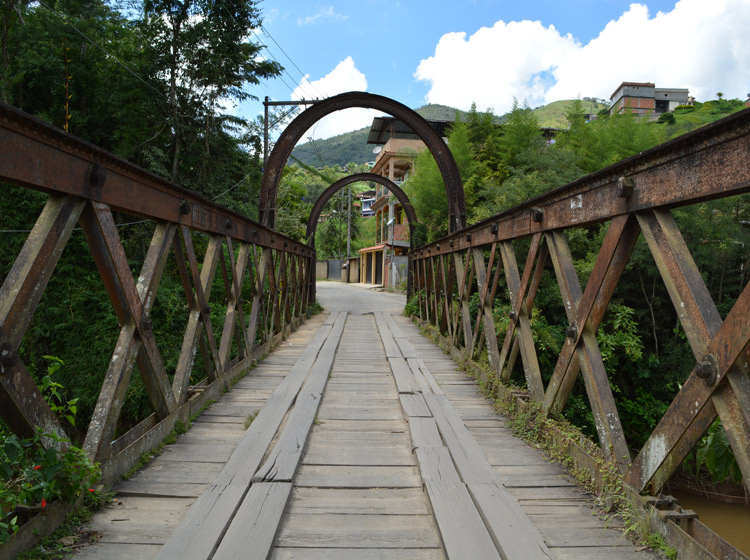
[[88, 488, 95, 493], [41, 498, 47, 508], [32, 465, 42, 470]]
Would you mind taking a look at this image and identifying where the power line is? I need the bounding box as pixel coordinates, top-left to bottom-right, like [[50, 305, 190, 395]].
[[248, 27, 305, 98], [259, 23, 326, 99]]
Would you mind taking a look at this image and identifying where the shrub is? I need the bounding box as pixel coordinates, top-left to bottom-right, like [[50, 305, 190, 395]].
[[1, 430, 99, 544]]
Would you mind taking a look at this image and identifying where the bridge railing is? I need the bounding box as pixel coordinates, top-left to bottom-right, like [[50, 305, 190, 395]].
[[0, 103, 314, 481], [410, 108, 750, 500]]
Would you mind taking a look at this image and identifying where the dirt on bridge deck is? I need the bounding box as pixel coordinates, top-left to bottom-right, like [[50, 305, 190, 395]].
[[73, 283, 656, 560]]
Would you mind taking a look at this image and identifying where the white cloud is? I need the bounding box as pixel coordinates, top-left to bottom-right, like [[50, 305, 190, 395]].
[[297, 6, 348, 26], [292, 57, 384, 140], [415, 0, 750, 114]]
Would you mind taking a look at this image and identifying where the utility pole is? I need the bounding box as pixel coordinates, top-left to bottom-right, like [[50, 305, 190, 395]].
[[263, 97, 318, 165], [346, 185, 351, 259]]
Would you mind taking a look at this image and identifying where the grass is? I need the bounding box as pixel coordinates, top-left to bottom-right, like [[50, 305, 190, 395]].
[[243, 411, 258, 429]]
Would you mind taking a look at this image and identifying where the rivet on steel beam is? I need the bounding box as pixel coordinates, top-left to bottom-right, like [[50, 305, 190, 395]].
[[617, 176, 635, 198], [466, 233, 472, 242], [491, 223, 498, 235], [566, 323, 578, 339], [0, 342, 16, 372], [509, 310, 517, 320], [88, 164, 106, 187], [140, 317, 153, 333], [696, 355, 717, 386], [532, 208, 544, 222], [179, 200, 191, 215], [203, 305, 211, 315]]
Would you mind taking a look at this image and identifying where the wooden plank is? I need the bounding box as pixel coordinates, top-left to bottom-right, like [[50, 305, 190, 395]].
[[73, 543, 162, 559], [286, 488, 431, 515], [423, 480, 501, 559], [272, 548, 443, 560], [423, 393, 497, 484], [302, 445, 416, 466], [415, 447, 461, 484], [115, 480, 209, 498], [467, 483, 553, 560], [155, 313, 344, 560], [540, 527, 631, 547], [294, 465, 422, 488], [254, 313, 347, 482], [400, 393, 432, 418], [316, 404, 404, 421], [388, 357, 416, 394], [395, 337, 419, 358], [374, 312, 402, 358], [409, 417, 443, 449], [275, 513, 439, 548], [408, 357, 444, 395], [212, 482, 293, 560], [117, 460, 223, 484]]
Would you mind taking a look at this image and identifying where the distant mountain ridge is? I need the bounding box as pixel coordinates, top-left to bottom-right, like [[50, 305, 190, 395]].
[[289, 100, 606, 167]]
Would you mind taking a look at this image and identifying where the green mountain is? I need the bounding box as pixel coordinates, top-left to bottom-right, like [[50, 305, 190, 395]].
[[290, 104, 468, 168], [289, 100, 608, 167], [533, 99, 608, 128]]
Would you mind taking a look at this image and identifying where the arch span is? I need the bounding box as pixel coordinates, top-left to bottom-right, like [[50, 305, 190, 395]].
[[261, 91, 465, 233], [306, 173, 417, 247]]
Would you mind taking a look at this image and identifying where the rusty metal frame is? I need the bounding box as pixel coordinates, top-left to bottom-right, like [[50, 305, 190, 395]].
[[410, 107, 750, 516], [306, 173, 418, 246], [0, 103, 313, 472], [260, 92, 466, 233]]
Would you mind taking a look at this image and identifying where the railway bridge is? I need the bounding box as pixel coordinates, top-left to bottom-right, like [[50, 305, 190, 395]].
[[0, 94, 749, 559]]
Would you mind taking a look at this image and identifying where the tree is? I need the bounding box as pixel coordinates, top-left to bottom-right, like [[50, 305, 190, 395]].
[[140, 0, 281, 182]]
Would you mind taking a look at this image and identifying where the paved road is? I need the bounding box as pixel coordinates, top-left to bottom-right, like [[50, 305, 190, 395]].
[[316, 282, 406, 314]]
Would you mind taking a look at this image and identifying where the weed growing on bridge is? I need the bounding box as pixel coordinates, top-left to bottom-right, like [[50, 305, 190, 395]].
[[14, 487, 114, 559], [244, 411, 258, 429]]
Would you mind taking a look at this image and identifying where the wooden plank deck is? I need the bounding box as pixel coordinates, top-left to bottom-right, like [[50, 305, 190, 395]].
[[74, 283, 655, 560]]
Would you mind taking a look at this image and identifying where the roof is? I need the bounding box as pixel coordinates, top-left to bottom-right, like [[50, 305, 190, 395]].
[[367, 117, 454, 145], [358, 243, 388, 253], [610, 81, 655, 100]]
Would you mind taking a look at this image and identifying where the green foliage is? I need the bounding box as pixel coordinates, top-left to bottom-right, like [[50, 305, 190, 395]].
[[657, 112, 675, 124], [0, 430, 99, 544], [403, 291, 423, 317], [38, 357, 79, 428], [694, 420, 743, 485]]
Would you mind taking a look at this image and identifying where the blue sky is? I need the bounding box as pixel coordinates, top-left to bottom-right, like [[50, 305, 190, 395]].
[[239, 0, 750, 139]]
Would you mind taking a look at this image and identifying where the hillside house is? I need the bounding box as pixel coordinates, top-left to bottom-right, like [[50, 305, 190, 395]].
[[609, 82, 690, 116], [358, 117, 450, 287]]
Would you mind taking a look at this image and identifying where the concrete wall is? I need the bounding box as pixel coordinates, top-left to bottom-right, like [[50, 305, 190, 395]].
[[388, 256, 409, 290]]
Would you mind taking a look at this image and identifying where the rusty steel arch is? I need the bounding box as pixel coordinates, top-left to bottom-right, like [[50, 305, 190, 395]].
[[306, 173, 418, 247], [260, 91, 466, 233]]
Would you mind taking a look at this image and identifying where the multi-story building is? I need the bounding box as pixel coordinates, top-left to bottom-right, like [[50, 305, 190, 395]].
[[358, 116, 451, 287], [609, 82, 690, 115]]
